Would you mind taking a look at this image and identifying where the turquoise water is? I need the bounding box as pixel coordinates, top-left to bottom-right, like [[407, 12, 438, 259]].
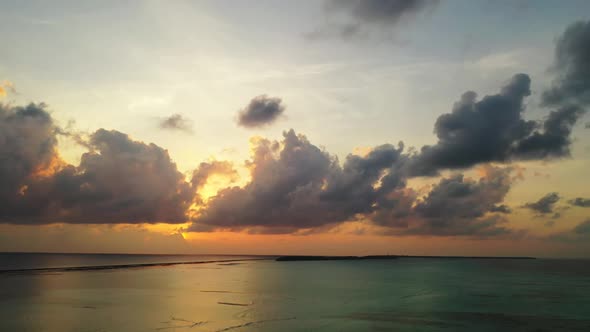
[[1, 255, 589, 331]]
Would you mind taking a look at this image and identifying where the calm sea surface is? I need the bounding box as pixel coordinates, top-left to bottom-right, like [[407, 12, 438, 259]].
[[1, 253, 589, 331]]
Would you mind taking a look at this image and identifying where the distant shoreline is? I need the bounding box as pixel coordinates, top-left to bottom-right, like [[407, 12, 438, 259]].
[[0, 258, 270, 275], [0, 253, 538, 275], [0, 251, 273, 257], [276, 255, 536, 261]]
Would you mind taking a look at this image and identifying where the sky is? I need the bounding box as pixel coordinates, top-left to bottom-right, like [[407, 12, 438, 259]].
[[0, 0, 589, 257]]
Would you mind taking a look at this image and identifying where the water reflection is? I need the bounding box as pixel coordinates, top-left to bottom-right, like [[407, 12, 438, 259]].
[[1, 259, 590, 331]]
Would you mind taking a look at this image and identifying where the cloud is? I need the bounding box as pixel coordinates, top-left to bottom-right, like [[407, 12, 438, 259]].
[[191, 160, 238, 190], [569, 197, 590, 207], [513, 105, 586, 159], [190, 129, 516, 237], [542, 20, 590, 107], [410, 74, 586, 175], [328, 0, 438, 25], [0, 103, 524, 238], [410, 74, 533, 175], [549, 218, 590, 242], [159, 114, 193, 133], [385, 166, 516, 237], [40, 129, 195, 224], [0, 105, 195, 225], [523, 192, 560, 214], [490, 204, 512, 214], [191, 130, 408, 232], [573, 219, 590, 234], [237, 95, 285, 128], [0, 103, 60, 208], [1, 19, 587, 240], [0, 80, 15, 98], [307, 0, 438, 40], [191, 130, 351, 231], [408, 21, 590, 176]]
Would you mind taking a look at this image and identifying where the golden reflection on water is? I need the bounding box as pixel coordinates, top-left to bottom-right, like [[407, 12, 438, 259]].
[[1, 262, 267, 331], [2, 259, 590, 331]]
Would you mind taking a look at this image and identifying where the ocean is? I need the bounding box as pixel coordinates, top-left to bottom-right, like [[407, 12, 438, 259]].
[[1, 253, 589, 331]]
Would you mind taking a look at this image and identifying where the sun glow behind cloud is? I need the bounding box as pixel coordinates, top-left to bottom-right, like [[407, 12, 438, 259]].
[[0, 1, 589, 256]]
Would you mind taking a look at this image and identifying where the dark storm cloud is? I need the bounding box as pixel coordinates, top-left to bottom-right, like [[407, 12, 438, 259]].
[[542, 20, 590, 107], [0, 106, 195, 224], [569, 197, 590, 208], [523, 192, 560, 214], [237, 95, 285, 128], [307, 0, 438, 40], [159, 114, 193, 133], [410, 74, 586, 175]]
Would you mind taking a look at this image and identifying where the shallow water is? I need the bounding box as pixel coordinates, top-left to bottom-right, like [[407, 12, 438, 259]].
[[1, 255, 589, 331], [0, 252, 257, 271]]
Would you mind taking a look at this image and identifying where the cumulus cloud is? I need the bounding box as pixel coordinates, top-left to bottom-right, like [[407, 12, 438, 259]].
[[159, 114, 193, 133], [569, 197, 590, 207], [2, 19, 588, 240], [191, 160, 238, 190], [542, 20, 590, 107], [523, 192, 560, 214], [410, 74, 586, 175], [307, 0, 438, 40], [0, 103, 528, 237], [0, 103, 60, 201], [514, 105, 586, 159], [0, 105, 195, 224], [410, 74, 533, 175], [191, 130, 350, 231], [40, 129, 195, 224], [381, 166, 515, 236], [408, 21, 590, 176], [237, 95, 285, 128], [191, 130, 411, 232], [190, 129, 516, 237]]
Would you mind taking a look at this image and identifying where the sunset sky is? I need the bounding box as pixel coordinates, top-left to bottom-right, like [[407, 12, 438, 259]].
[[1, 0, 589, 257]]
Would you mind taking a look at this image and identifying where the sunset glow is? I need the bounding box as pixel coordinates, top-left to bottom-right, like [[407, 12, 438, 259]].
[[0, 0, 589, 258]]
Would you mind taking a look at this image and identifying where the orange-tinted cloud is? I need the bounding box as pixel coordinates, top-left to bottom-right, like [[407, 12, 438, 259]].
[[0, 80, 15, 98]]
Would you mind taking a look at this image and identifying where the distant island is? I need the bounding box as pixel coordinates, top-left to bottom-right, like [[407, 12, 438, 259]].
[[276, 255, 536, 261]]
